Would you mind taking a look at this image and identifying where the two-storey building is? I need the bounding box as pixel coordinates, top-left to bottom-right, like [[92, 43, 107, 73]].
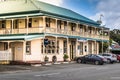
[[0, 0, 109, 64]]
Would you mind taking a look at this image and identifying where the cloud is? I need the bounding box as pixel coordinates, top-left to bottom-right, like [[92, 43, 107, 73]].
[[38, 0, 63, 6], [90, 0, 120, 30]]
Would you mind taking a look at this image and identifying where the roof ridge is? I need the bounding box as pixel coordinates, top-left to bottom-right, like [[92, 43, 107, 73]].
[[29, 0, 40, 10]]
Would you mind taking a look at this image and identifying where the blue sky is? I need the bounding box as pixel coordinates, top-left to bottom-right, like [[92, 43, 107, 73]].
[[39, 0, 120, 30], [63, 0, 97, 16]]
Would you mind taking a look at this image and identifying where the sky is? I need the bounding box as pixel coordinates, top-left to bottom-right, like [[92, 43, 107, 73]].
[[38, 0, 120, 30]]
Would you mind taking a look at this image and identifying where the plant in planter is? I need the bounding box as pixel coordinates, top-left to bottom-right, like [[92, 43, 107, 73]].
[[52, 55, 57, 63], [63, 54, 69, 62], [44, 56, 49, 63]]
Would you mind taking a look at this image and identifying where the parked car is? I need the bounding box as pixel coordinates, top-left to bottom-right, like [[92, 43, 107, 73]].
[[113, 54, 120, 62], [99, 53, 117, 63], [76, 54, 107, 65]]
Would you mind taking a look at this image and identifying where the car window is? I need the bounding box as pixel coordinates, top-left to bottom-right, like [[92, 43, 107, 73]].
[[102, 54, 106, 56], [85, 54, 92, 58], [106, 54, 110, 56], [102, 54, 110, 56]]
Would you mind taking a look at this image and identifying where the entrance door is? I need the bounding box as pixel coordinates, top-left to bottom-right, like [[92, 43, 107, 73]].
[[70, 41, 76, 60], [88, 42, 92, 54], [11, 47, 15, 61]]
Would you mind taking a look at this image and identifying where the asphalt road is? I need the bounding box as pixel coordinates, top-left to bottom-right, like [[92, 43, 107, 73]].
[[0, 63, 120, 80]]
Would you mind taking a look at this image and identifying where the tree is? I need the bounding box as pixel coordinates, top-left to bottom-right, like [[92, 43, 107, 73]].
[[110, 29, 120, 44], [99, 42, 109, 53]]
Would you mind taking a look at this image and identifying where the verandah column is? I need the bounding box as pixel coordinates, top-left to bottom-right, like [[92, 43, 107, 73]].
[[26, 16, 29, 34], [66, 21, 69, 35], [43, 16, 46, 33], [76, 23, 79, 36], [55, 37, 58, 54], [23, 41, 26, 62], [95, 40, 97, 54], [56, 19, 58, 33], [76, 39, 78, 57], [67, 37, 70, 61], [11, 19, 14, 34]]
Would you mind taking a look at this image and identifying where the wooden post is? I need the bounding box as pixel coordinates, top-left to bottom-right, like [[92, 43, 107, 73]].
[[43, 16, 46, 33], [11, 19, 14, 34], [23, 41, 26, 62], [26, 16, 29, 34], [56, 19, 58, 33], [56, 37, 58, 54]]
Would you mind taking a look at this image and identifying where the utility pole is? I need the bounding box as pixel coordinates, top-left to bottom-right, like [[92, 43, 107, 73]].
[[100, 14, 104, 54], [97, 14, 104, 54]]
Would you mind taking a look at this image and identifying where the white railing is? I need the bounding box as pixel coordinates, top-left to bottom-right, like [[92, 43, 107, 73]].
[[0, 50, 12, 61], [0, 27, 109, 40]]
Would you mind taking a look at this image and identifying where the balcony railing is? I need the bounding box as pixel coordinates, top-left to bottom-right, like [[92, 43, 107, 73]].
[[0, 27, 44, 34], [0, 27, 109, 40], [0, 50, 12, 61]]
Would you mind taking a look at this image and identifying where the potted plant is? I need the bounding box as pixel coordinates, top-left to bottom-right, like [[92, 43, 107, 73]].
[[63, 54, 69, 62], [44, 56, 49, 63], [52, 55, 57, 63]]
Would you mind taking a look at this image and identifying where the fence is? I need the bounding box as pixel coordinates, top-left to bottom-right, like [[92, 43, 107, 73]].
[[0, 50, 12, 61]]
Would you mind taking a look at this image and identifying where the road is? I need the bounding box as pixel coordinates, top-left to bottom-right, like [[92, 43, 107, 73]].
[[0, 63, 120, 80]]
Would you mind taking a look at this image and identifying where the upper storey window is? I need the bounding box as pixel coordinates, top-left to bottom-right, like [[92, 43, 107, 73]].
[[71, 23, 76, 31], [28, 18, 32, 28], [45, 18, 50, 27], [79, 24, 83, 32], [1, 20, 6, 28], [25, 18, 32, 28], [13, 20, 19, 29], [84, 27, 87, 32], [64, 21, 67, 30], [57, 20, 62, 30], [88, 27, 92, 34]]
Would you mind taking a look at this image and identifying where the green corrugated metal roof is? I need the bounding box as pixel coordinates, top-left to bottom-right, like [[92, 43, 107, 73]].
[[0, 0, 38, 15], [0, 34, 44, 41], [33, 0, 99, 26], [0, 0, 99, 27], [0, 33, 109, 42]]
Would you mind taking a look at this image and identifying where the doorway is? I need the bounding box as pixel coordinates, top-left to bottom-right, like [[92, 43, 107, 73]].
[[88, 42, 92, 54], [11, 47, 15, 61], [70, 41, 76, 60]]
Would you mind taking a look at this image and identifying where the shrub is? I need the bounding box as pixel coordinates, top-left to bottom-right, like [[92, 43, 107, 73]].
[[63, 54, 69, 61], [44, 56, 49, 62]]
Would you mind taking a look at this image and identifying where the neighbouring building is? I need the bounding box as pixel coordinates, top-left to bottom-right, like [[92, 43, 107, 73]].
[[0, 0, 109, 64]]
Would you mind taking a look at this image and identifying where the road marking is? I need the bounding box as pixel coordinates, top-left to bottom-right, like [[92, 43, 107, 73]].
[[96, 67, 109, 70], [111, 77, 120, 79], [34, 72, 60, 77]]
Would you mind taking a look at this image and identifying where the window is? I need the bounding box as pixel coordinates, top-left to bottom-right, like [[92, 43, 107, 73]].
[[26, 41, 31, 54], [2, 20, 6, 28], [63, 40, 67, 53], [57, 20, 61, 29], [41, 40, 59, 54], [13, 20, 19, 29], [80, 24, 83, 32], [89, 27, 92, 34], [45, 18, 50, 27], [4, 42, 8, 50], [71, 23, 76, 31], [28, 18, 32, 28], [64, 21, 67, 30], [79, 42, 83, 55], [85, 46, 87, 52], [85, 27, 87, 32]]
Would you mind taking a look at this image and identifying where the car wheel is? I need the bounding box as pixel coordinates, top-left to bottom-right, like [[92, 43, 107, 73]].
[[94, 61, 99, 65], [107, 59, 111, 63], [77, 59, 82, 63]]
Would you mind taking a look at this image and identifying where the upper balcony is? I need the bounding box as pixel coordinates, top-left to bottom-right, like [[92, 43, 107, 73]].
[[0, 17, 109, 41]]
